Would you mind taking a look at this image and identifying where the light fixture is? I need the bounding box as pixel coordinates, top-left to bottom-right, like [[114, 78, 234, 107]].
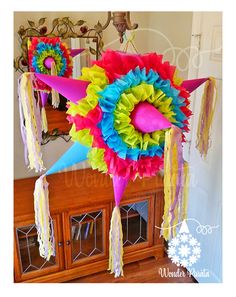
[[101, 11, 138, 43]]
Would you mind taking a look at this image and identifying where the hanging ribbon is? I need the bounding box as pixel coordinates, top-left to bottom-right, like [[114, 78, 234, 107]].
[[18, 72, 45, 172], [50, 61, 60, 108], [161, 125, 190, 240], [40, 91, 49, 133], [122, 32, 139, 54], [34, 175, 55, 260], [196, 77, 217, 158], [33, 142, 89, 260], [108, 176, 129, 277]]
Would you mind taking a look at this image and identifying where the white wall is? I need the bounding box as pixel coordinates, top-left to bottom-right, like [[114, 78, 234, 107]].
[[147, 12, 193, 78], [14, 12, 193, 179], [186, 12, 222, 282]]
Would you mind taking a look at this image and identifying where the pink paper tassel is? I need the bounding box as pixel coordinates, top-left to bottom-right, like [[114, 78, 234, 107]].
[[196, 77, 217, 158]]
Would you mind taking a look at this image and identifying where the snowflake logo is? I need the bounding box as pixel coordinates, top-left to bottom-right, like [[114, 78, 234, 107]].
[[167, 220, 201, 268]]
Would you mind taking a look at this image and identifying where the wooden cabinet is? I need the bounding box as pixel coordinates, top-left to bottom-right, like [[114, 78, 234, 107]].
[[14, 168, 165, 283]]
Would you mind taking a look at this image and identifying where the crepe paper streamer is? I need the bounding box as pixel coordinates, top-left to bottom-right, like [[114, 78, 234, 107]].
[[46, 142, 89, 176], [41, 106, 48, 133], [161, 125, 190, 240], [108, 176, 128, 277], [39, 92, 49, 133], [34, 175, 55, 260], [131, 101, 172, 133], [18, 73, 45, 172], [70, 48, 85, 58], [196, 77, 217, 159], [50, 60, 60, 108], [108, 206, 124, 277], [35, 73, 90, 104], [181, 161, 190, 221], [33, 141, 89, 259], [181, 77, 209, 93], [40, 91, 49, 107]]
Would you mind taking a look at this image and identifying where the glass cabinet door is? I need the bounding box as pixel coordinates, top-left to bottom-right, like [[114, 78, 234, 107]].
[[14, 216, 61, 282], [64, 206, 108, 268], [120, 195, 154, 251]]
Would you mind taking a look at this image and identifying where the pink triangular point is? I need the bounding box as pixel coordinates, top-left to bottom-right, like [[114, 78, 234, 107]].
[[181, 78, 209, 93], [113, 176, 129, 206], [35, 74, 89, 104], [131, 102, 171, 133], [70, 48, 85, 57]]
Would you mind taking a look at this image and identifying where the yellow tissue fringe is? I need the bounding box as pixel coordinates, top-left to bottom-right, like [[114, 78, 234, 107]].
[[196, 77, 217, 159], [34, 176, 55, 261], [19, 73, 44, 171], [67, 65, 108, 118], [173, 69, 183, 86], [171, 142, 178, 238], [182, 161, 190, 221], [162, 128, 176, 240], [69, 125, 93, 146], [108, 206, 124, 277], [162, 127, 190, 240], [41, 106, 48, 133], [114, 83, 176, 150], [51, 60, 60, 108]]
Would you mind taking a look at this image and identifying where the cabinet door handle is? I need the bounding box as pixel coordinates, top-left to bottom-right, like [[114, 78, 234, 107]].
[[58, 241, 63, 247], [66, 240, 71, 246]]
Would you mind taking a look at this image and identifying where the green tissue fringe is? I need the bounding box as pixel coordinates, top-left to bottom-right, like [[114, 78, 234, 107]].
[[87, 148, 108, 173], [114, 82, 175, 150], [67, 65, 109, 117], [36, 50, 65, 74], [69, 125, 93, 147]]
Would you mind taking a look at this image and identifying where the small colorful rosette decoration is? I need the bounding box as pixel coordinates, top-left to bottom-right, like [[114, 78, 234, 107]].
[[67, 50, 191, 181], [28, 37, 73, 91]]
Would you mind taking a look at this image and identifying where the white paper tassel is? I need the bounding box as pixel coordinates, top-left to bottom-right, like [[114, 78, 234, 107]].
[[34, 175, 55, 260], [108, 206, 124, 277]]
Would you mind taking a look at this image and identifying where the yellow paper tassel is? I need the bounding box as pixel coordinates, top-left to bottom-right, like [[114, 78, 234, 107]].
[[34, 175, 55, 260], [41, 106, 48, 133], [50, 61, 60, 108], [162, 126, 189, 240], [196, 77, 217, 159], [162, 127, 177, 240], [18, 73, 45, 172], [108, 206, 124, 277], [181, 161, 190, 221]]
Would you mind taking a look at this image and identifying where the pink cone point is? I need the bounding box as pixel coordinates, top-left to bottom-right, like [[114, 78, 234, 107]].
[[113, 176, 129, 206], [131, 102, 171, 133], [181, 78, 208, 93], [40, 91, 49, 107], [44, 57, 55, 69], [35, 74, 89, 103], [70, 48, 85, 57]]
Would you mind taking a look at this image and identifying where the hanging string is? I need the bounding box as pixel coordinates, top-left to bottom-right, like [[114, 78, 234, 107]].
[[122, 32, 139, 54], [34, 175, 55, 260], [196, 77, 217, 158], [18, 72, 45, 172], [50, 61, 60, 108], [161, 125, 190, 240], [108, 206, 124, 277]]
